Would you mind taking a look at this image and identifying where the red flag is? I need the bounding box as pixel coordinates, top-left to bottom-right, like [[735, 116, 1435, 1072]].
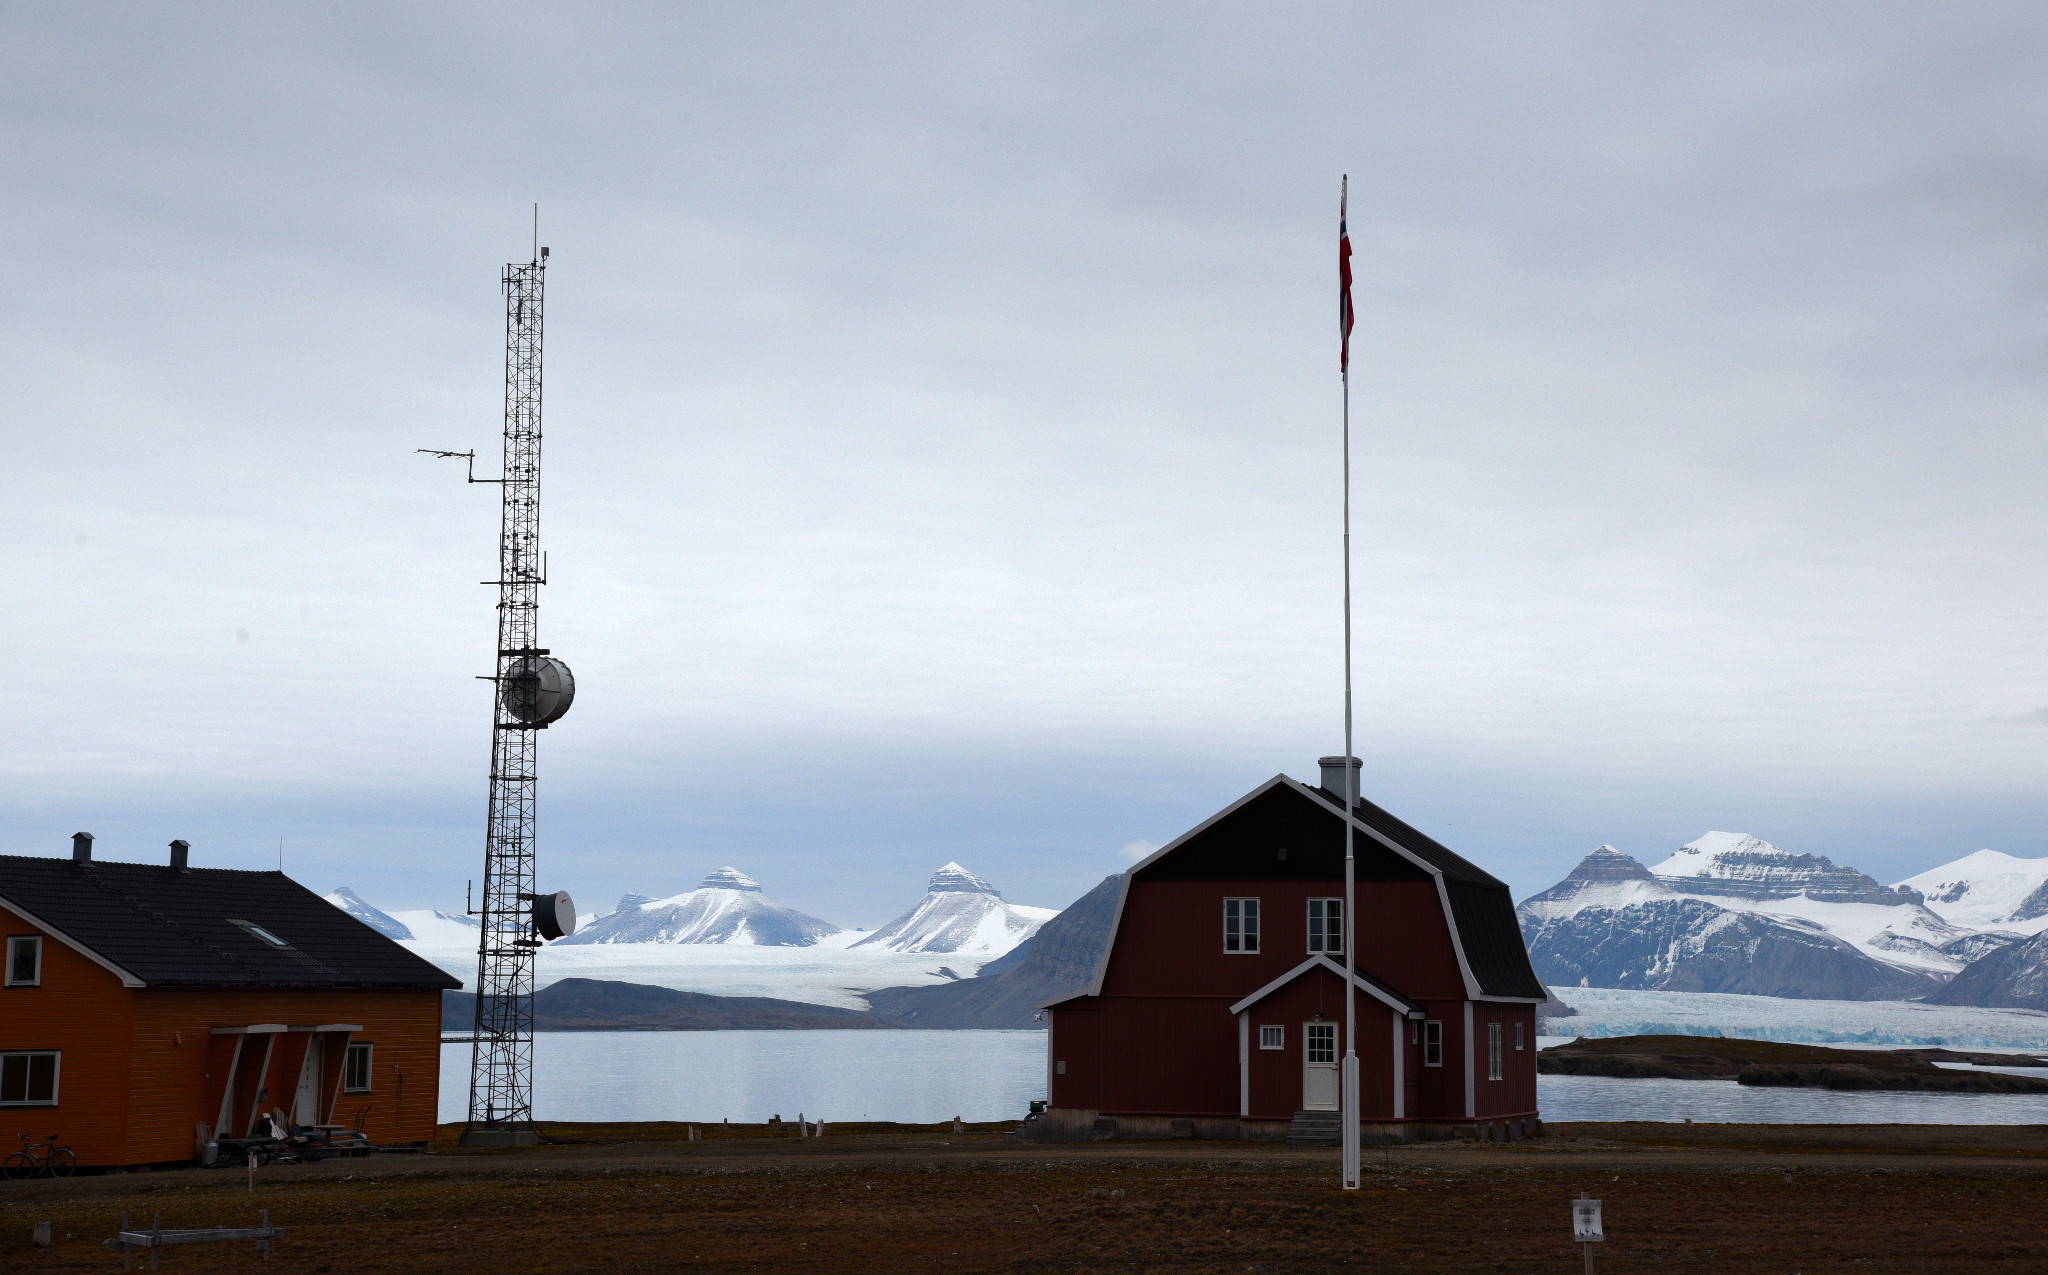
[[1339, 176, 1354, 373]]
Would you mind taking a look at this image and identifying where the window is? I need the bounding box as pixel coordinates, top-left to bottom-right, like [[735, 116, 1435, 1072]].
[[1487, 1023, 1503, 1081], [1306, 898, 1343, 955], [1223, 898, 1260, 953], [229, 920, 291, 948], [1423, 1020, 1443, 1067], [1305, 1022, 1336, 1064], [1259, 1025, 1285, 1050], [0, 1051, 59, 1105], [1515, 1021, 1525, 1051], [6, 936, 41, 987], [344, 1042, 373, 1093]]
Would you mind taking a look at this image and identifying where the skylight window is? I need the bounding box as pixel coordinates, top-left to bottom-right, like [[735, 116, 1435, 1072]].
[[229, 919, 291, 948]]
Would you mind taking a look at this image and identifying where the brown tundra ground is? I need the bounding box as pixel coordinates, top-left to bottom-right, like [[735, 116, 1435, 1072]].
[[4, 1121, 2048, 1272]]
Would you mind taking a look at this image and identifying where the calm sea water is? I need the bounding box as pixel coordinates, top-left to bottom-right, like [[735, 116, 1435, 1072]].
[[440, 1030, 1048, 1125], [440, 1031, 2048, 1126]]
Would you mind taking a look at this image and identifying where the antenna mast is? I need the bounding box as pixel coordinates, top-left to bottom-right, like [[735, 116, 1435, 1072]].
[[424, 236, 578, 1147]]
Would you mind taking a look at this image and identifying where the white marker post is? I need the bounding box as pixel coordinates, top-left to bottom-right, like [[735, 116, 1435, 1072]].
[[1572, 1194, 1604, 1273]]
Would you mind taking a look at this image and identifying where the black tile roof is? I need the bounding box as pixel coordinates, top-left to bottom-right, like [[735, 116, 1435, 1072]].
[[1306, 785, 1547, 1000], [0, 854, 460, 990]]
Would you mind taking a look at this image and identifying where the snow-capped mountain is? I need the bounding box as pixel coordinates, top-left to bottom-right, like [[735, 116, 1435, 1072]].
[[852, 862, 1056, 957], [1520, 843, 1955, 1000], [323, 887, 414, 940], [555, 867, 841, 947], [1650, 832, 1923, 905], [1929, 928, 2048, 1011], [1898, 850, 2048, 937]]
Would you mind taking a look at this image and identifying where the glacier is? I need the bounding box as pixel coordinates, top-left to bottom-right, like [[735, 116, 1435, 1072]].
[[1547, 986, 2048, 1048]]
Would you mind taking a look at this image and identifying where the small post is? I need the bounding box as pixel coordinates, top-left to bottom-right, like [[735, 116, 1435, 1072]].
[[248, 1149, 257, 1193], [151, 1213, 161, 1271], [1571, 1193, 1604, 1273], [121, 1213, 131, 1271], [260, 1208, 271, 1260]]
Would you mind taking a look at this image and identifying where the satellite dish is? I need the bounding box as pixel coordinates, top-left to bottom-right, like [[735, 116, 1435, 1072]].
[[532, 890, 577, 941], [501, 656, 575, 726]]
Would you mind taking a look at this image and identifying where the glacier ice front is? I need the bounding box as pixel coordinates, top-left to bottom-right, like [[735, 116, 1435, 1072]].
[[1548, 986, 2048, 1049]]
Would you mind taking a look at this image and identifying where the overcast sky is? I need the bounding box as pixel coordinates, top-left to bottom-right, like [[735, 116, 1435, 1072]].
[[6, 4, 2048, 926]]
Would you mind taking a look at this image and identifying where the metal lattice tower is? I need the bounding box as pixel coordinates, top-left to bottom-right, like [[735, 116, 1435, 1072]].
[[466, 254, 548, 1138]]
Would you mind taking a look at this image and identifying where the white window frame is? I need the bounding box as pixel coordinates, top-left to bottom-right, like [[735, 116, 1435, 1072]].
[[1305, 898, 1343, 955], [0, 1050, 60, 1106], [1223, 898, 1260, 953], [1305, 1021, 1337, 1065], [1259, 1024, 1285, 1050], [1487, 1022, 1503, 1081], [343, 1041, 374, 1093], [5, 935, 42, 987], [1515, 1021, 1525, 1051], [1423, 1020, 1443, 1067]]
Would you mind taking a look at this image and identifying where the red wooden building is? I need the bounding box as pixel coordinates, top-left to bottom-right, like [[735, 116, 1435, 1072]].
[[1041, 759, 1547, 1142], [0, 834, 458, 1168]]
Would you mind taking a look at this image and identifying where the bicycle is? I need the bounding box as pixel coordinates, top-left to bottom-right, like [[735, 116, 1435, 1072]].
[[3, 1133, 75, 1180]]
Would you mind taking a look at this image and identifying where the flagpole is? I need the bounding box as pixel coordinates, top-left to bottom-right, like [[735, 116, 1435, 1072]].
[[1339, 174, 1361, 1191]]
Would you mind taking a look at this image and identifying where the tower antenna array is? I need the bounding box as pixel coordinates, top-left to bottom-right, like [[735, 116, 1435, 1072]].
[[420, 232, 578, 1147]]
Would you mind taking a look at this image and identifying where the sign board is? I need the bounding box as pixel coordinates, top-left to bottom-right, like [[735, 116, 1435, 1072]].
[[1572, 1197, 1603, 1242]]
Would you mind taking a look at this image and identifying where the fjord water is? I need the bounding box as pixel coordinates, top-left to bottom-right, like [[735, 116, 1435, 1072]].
[[441, 1031, 2048, 1126], [439, 1030, 1049, 1125]]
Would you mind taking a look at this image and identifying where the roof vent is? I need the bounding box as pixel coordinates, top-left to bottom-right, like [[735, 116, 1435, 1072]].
[[169, 839, 190, 871], [72, 831, 94, 862], [1318, 755, 1361, 802]]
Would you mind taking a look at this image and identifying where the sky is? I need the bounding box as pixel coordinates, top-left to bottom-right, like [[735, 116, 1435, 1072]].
[[6, 4, 2048, 927]]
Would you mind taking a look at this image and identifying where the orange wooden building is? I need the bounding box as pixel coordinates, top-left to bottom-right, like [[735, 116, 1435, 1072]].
[[0, 834, 459, 1169]]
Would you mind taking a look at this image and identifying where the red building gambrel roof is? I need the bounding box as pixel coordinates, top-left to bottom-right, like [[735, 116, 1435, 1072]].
[[1049, 773, 1548, 1007]]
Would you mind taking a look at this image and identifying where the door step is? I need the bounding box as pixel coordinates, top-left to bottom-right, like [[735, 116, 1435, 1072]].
[[1285, 1110, 1343, 1146]]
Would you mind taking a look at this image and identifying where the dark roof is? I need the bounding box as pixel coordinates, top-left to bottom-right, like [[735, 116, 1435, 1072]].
[[1302, 785, 1509, 888], [1133, 784, 1434, 884], [0, 854, 460, 990], [1132, 777, 1546, 1001]]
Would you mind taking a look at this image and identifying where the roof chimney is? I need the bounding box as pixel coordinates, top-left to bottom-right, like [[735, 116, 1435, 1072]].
[[72, 831, 94, 862], [1317, 756, 1361, 803], [169, 839, 190, 871]]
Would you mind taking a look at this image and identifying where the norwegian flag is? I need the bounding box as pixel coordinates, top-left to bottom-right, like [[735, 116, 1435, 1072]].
[[1339, 176, 1355, 372]]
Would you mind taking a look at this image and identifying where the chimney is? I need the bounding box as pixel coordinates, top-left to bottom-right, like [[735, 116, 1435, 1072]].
[[72, 831, 94, 862], [169, 839, 190, 871], [1317, 756, 1361, 803]]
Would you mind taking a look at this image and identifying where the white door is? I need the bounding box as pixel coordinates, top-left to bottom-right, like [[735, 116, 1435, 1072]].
[[293, 1033, 323, 1126], [1303, 1022, 1339, 1110]]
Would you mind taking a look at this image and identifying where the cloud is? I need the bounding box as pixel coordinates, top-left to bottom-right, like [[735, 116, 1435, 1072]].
[[1118, 840, 1159, 863]]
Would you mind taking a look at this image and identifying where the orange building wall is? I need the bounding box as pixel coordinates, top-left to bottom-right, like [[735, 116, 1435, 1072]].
[[0, 904, 137, 1168], [128, 988, 444, 1164], [0, 903, 445, 1167]]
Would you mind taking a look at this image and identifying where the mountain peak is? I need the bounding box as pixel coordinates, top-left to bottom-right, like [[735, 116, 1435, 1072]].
[[929, 862, 998, 895], [323, 886, 415, 941], [1650, 831, 1916, 905], [699, 866, 762, 892], [1566, 846, 1655, 883], [615, 892, 654, 914]]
